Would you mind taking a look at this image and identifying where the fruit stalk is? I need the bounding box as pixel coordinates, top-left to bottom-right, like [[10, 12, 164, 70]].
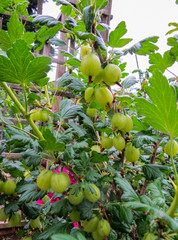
[[1, 82, 44, 140], [1, 82, 26, 115], [44, 85, 51, 108], [166, 188, 178, 218], [170, 138, 178, 181]]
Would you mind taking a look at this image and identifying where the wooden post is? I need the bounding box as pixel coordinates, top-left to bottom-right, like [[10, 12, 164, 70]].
[[37, 0, 44, 14]]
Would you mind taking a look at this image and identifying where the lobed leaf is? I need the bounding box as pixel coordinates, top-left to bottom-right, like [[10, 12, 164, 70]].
[[136, 71, 178, 137], [0, 40, 51, 85], [109, 21, 132, 48]]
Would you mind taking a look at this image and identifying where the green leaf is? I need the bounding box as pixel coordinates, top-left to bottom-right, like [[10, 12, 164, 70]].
[[114, 177, 140, 202], [23, 203, 41, 219], [109, 21, 132, 48], [68, 78, 85, 92], [91, 151, 109, 163], [56, 0, 70, 5], [83, 6, 94, 33], [142, 164, 162, 180], [33, 15, 61, 26], [107, 204, 133, 224], [75, 232, 86, 240], [7, 11, 24, 42], [5, 202, 19, 215], [0, 30, 12, 52], [167, 35, 178, 58], [0, 12, 24, 51], [96, 0, 108, 10], [125, 36, 159, 55], [66, 58, 81, 67], [38, 24, 63, 41], [36, 221, 71, 240], [132, 116, 149, 131], [132, 134, 158, 148], [78, 112, 93, 128], [39, 129, 65, 151], [21, 149, 41, 167], [125, 201, 178, 231], [51, 234, 77, 240], [51, 199, 72, 219], [68, 121, 86, 137], [17, 183, 45, 203], [166, 22, 178, 35], [51, 233, 77, 240], [49, 38, 67, 46], [85, 169, 100, 182], [0, 0, 11, 12], [54, 99, 83, 121], [136, 71, 178, 137], [77, 198, 94, 220], [95, 36, 107, 51], [122, 76, 138, 89], [147, 178, 165, 207], [149, 51, 176, 73], [0, 40, 51, 85]]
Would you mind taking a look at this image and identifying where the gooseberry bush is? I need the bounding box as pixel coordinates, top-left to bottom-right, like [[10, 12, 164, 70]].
[[0, 0, 178, 239]]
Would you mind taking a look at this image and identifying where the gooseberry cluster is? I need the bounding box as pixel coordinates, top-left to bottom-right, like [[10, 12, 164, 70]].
[[68, 184, 110, 239]]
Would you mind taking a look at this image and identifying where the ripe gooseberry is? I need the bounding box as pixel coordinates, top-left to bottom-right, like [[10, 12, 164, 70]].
[[37, 169, 53, 191], [95, 87, 113, 106], [82, 214, 99, 232], [68, 188, 84, 205], [164, 140, 178, 156], [30, 217, 40, 229], [4, 180, 16, 195], [84, 183, 100, 203], [103, 64, 122, 85], [111, 113, 126, 131], [0, 180, 4, 192], [125, 143, 140, 162], [80, 45, 91, 58], [113, 135, 125, 151], [69, 208, 81, 222], [92, 230, 104, 240], [51, 172, 70, 193], [84, 87, 95, 103], [92, 69, 104, 84], [97, 219, 111, 237], [0, 208, 9, 221], [101, 136, 113, 149], [81, 54, 101, 77], [86, 107, 97, 118], [122, 115, 133, 132], [8, 213, 21, 227]]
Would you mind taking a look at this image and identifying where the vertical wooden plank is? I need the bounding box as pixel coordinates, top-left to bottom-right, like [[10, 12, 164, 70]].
[[55, 14, 68, 81], [100, 0, 113, 43], [37, 0, 44, 14]]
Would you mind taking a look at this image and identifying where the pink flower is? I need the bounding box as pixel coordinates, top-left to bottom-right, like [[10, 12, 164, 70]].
[[52, 168, 77, 185], [36, 199, 44, 205], [47, 192, 55, 198], [51, 197, 60, 203], [73, 222, 79, 227]]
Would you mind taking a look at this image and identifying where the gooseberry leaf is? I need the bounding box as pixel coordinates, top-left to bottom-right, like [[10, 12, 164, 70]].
[[115, 177, 140, 202], [148, 51, 176, 73], [0, 40, 51, 85], [109, 21, 132, 48], [0, 0, 11, 13], [83, 6, 94, 33], [125, 202, 178, 231], [125, 36, 159, 55], [0, 12, 33, 51], [136, 71, 178, 137], [39, 129, 65, 151]]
